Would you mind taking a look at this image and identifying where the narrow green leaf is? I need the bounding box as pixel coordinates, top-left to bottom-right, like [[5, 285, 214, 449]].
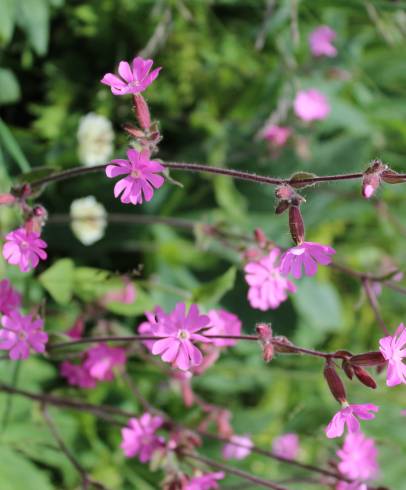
[[0, 118, 30, 172]]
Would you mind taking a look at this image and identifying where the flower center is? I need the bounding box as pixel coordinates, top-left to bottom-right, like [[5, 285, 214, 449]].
[[178, 329, 190, 340], [129, 80, 141, 88], [130, 169, 141, 179], [18, 331, 27, 341], [20, 240, 29, 250]]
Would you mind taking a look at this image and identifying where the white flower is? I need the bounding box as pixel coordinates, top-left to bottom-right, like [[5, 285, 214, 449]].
[[70, 196, 107, 246], [77, 113, 114, 166]]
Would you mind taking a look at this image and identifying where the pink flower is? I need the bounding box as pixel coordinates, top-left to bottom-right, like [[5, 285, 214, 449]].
[[337, 432, 378, 480], [0, 279, 21, 315], [261, 125, 292, 147], [138, 309, 161, 351], [336, 483, 367, 490], [205, 309, 242, 347], [66, 318, 84, 340], [106, 148, 165, 205], [60, 361, 97, 389], [151, 303, 210, 371], [272, 433, 299, 460], [3, 228, 47, 272], [244, 248, 297, 310], [83, 344, 126, 381], [100, 279, 137, 305], [325, 403, 379, 439], [0, 311, 48, 360], [294, 89, 330, 122], [120, 412, 164, 462], [280, 241, 336, 279], [222, 435, 253, 460], [101, 56, 161, 95], [379, 323, 406, 386], [185, 472, 224, 490], [309, 26, 337, 57]]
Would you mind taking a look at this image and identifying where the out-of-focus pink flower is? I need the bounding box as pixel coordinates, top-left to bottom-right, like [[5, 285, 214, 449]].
[[0, 193, 16, 205], [120, 412, 164, 462], [294, 89, 330, 122], [309, 26, 337, 57], [0, 311, 48, 360], [280, 241, 336, 279], [272, 433, 299, 460], [337, 432, 378, 480], [222, 435, 253, 460], [106, 148, 165, 205], [336, 483, 367, 490], [325, 403, 379, 439], [138, 309, 162, 351], [244, 248, 297, 310], [261, 125, 292, 147], [66, 317, 84, 340], [60, 361, 97, 389], [205, 309, 241, 347], [101, 56, 161, 95], [151, 303, 210, 371], [83, 344, 126, 381], [185, 472, 224, 490], [379, 323, 406, 387], [0, 279, 21, 315], [371, 271, 403, 297], [101, 279, 137, 305], [3, 228, 47, 272]]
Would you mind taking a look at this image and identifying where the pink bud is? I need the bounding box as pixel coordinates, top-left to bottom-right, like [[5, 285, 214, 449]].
[[324, 361, 347, 403], [254, 228, 267, 248], [134, 94, 151, 130]]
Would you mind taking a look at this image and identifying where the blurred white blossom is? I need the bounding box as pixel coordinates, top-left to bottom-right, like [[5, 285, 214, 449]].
[[70, 196, 107, 245], [77, 113, 114, 166]]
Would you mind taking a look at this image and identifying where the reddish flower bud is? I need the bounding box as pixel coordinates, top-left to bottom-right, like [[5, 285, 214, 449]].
[[289, 205, 305, 245], [353, 365, 377, 389], [0, 193, 16, 205], [275, 200, 289, 215], [273, 335, 296, 354], [382, 169, 405, 184], [324, 361, 347, 403], [254, 228, 267, 248], [134, 94, 151, 130], [342, 359, 354, 380], [256, 323, 274, 362], [361, 160, 388, 199], [350, 351, 385, 367], [122, 123, 145, 139], [275, 183, 295, 201], [216, 409, 233, 438]]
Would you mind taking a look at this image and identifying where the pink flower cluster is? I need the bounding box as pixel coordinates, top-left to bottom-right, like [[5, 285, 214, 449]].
[[139, 303, 241, 372], [61, 343, 126, 388]]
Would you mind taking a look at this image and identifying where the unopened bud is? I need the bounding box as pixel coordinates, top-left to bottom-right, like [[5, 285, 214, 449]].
[[273, 335, 296, 354], [349, 351, 385, 367], [289, 206, 305, 245], [256, 323, 274, 362], [382, 169, 405, 184], [122, 123, 145, 139], [254, 228, 267, 248], [324, 361, 347, 403], [342, 359, 354, 380], [134, 94, 151, 130], [353, 365, 377, 389], [275, 200, 289, 215], [361, 160, 388, 199]]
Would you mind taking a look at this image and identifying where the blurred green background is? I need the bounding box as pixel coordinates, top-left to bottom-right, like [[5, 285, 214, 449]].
[[1, 0, 406, 488]]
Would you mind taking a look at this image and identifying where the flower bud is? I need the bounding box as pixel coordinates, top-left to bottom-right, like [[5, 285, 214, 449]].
[[273, 335, 296, 354], [122, 123, 145, 139], [134, 94, 151, 130], [342, 359, 354, 380], [289, 205, 305, 245], [324, 361, 347, 403], [256, 323, 274, 362], [275, 200, 289, 215], [254, 228, 267, 248], [382, 169, 405, 184], [361, 160, 388, 199], [349, 351, 385, 367], [353, 365, 377, 389]]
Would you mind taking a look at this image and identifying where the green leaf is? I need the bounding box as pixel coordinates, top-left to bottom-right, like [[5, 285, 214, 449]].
[[191, 266, 236, 306], [289, 172, 318, 189], [16, 0, 49, 56], [73, 267, 110, 302], [0, 446, 53, 490], [0, 0, 16, 46], [0, 118, 29, 172], [0, 69, 20, 106], [39, 259, 75, 304]]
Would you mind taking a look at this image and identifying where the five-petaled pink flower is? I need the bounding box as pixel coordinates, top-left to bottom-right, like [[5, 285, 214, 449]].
[[261, 124, 292, 147], [185, 472, 224, 490], [0, 311, 48, 360], [337, 432, 378, 480], [309, 26, 337, 57], [83, 344, 126, 381], [280, 241, 336, 279], [272, 433, 300, 460], [379, 323, 406, 386], [151, 303, 210, 371], [101, 56, 161, 95], [245, 248, 297, 310], [3, 228, 47, 272], [106, 148, 165, 205], [222, 435, 253, 460], [0, 279, 21, 315], [60, 361, 97, 389], [120, 412, 164, 462], [294, 89, 330, 122], [325, 403, 379, 439], [205, 309, 242, 347]]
